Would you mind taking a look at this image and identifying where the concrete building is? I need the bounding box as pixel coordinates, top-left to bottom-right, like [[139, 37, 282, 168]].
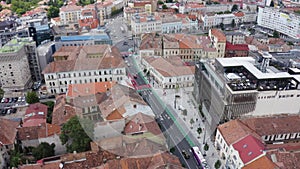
[[0, 38, 34, 93], [54, 34, 112, 50], [59, 5, 82, 25], [42, 45, 126, 94], [96, 1, 113, 26], [141, 56, 195, 89], [257, 7, 300, 39], [131, 13, 162, 35], [36, 41, 56, 76], [193, 54, 300, 132]]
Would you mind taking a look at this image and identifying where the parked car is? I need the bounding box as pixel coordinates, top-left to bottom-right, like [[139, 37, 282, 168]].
[[181, 150, 190, 159], [5, 98, 9, 103], [11, 108, 17, 114], [1, 98, 5, 103]]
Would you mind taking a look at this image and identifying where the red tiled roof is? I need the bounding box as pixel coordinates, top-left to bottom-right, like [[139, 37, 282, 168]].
[[60, 5, 81, 12], [243, 156, 278, 169], [67, 82, 116, 98], [232, 134, 265, 164], [0, 118, 19, 145], [23, 103, 48, 127], [234, 11, 245, 17], [226, 42, 249, 51], [52, 95, 77, 126], [211, 28, 226, 42], [124, 112, 162, 135], [18, 123, 60, 141]]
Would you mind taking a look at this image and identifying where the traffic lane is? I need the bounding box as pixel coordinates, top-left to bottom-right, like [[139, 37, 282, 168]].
[[158, 110, 199, 169]]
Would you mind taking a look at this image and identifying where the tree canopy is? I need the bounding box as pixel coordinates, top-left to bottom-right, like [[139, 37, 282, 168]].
[[273, 30, 280, 38], [11, 0, 41, 15], [60, 116, 94, 153], [32, 142, 55, 160], [26, 91, 39, 104], [47, 6, 59, 18], [231, 4, 238, 12]]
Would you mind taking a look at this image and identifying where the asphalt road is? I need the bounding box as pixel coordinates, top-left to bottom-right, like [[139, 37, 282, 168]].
[[124, 55, 201, 169]]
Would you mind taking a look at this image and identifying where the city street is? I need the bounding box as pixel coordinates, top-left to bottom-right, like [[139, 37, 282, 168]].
[[124, 54, 210, 169], [106, 16, 134, 52]]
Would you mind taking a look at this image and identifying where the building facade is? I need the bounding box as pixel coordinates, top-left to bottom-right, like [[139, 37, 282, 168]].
[[193, 55, 300, 132], [59, 5, 82, 25], [257, 7, 300, 39], [42, 45, 126, 94], [0, 38, 34, 93], [131, 13, 162, 35]]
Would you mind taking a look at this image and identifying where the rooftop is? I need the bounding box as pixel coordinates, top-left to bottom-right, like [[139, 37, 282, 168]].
[[67, 81, 116, 97], [243, 155, 278, 169], [232, 134, 265, 164], [0, 118, 19, 145], [144, 56, 195, 77], [0, 37, 34, 53], [59, 34, 110, 41], [210, 28, 226, 43]]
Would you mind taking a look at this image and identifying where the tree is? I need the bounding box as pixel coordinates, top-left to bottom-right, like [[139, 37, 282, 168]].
[[162, 4, 168, 9], [32, 142, 55, 160], [204, 143, 209, 151], [42, 101, 55, 123], [273, 30, 279, 38], [47, 6, 59, 18], [220, 23, 224, 30], [158, 0, 164, 4], [60, 116, 94, 153], [214, 160, 221, 169], [270, 0, 274, 7], [26, 91, 39, 104], [190, 118, 195, 125], [231, 19, 235, 28], [0, 5, 3, 12], [197, 127, 202, 134], [231, 4, 238, 12]]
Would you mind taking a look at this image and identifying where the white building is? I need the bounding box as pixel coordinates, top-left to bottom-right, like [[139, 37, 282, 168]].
[[59, 5, 81, 25], [131, 13, 162, 35], [257, 7, 300, 39], [42, 45, 126, 94], [141, 56, 194, 89]]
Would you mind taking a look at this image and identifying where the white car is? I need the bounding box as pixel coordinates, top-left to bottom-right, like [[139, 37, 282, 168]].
[[1, 98, 5, 103]]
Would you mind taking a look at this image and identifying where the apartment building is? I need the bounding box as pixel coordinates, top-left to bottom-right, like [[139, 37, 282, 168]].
[[141, 56, 195, 89], [96, 1, 113, 26], [131, 13, 162, 35], [0, 38, 36, 93], [257, 7, 300, 39], [193, 54, 300, 132], [209, 29, 226, 58], [42, 45, 126, 94], [225, 31, 246, 44], [215, 115, 300, 168], [59, 5, 81, 25], [139, 33, 217, 62], [79, 4, 99, 29]]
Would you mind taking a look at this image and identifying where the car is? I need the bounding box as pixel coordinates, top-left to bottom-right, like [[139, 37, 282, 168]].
[[9, 98, 13, 103], [11, 108, 17, 114], [1, 98, 5, 103], [181, 150, 190, 159], [123, 41, 128, 45], [18, 97, 22, 102], [133, 74, 138, 79], [13, 97, 18, 102], [5, 98, 9, 103], [21, 97, 25, 102], [6, 109, 11, 115]]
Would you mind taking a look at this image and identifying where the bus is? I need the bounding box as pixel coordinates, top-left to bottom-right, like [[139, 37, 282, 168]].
[[191, 146, 209, 169]]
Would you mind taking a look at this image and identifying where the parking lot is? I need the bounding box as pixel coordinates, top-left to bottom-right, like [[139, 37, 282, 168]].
[[0, 96, 27, 116]]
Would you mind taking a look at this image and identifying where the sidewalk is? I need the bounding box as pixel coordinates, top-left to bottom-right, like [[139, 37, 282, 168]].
[[151, 82, 225, 169]]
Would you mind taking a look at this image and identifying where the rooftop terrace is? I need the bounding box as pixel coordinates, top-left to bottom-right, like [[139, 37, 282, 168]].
[[0, 37, 34, 53]]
